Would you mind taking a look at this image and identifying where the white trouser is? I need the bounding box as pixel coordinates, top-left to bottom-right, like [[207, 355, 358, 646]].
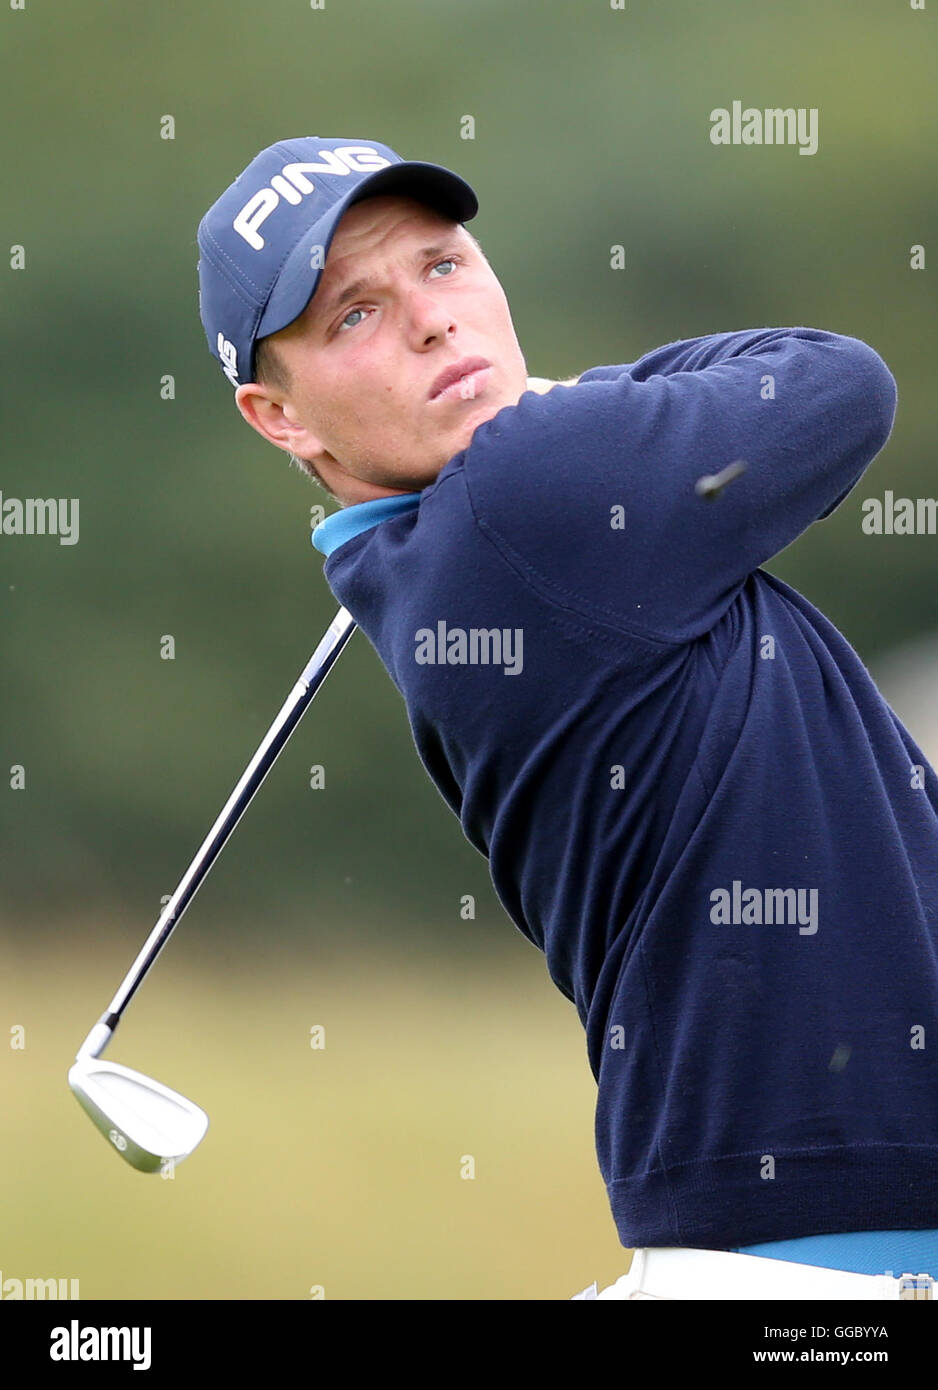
[[571, 1247, 935, 1300]]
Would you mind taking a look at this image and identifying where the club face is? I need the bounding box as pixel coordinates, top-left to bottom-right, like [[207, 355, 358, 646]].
[[68, 1058, 208, 1173]]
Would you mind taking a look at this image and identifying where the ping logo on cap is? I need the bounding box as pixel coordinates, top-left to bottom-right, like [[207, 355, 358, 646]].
[[233, 146, 393, 251], [217, 333, 239, 386]]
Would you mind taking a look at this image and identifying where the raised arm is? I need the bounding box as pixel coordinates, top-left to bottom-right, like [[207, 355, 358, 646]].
[[470, 329, 897, 641]]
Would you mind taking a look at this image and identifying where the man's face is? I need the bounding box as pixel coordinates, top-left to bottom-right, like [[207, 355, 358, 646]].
[[235, 194, 529, 504]]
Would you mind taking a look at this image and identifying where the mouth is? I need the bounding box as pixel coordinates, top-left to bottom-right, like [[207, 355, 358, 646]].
[[429, 356, 493, 402]]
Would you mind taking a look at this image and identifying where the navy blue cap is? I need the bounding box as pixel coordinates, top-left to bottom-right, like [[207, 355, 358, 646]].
[[197, 136, 478, 390]]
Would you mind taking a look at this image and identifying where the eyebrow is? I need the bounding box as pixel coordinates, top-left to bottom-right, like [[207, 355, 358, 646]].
[[314, 244, 458, 324]]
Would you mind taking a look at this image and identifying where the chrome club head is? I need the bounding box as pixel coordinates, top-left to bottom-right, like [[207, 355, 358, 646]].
[[68, 1057, 208, 1173], [66, 611, 357, 1174]]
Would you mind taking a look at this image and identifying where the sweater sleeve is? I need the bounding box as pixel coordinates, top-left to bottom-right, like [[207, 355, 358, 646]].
[[466, 327, 897, 641]]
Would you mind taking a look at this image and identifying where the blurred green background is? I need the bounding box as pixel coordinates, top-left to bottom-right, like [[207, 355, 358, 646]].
[[1, 0, 935, 1298]]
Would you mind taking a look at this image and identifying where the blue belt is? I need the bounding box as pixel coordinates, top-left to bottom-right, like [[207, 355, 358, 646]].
[[732, 1230, 938, 1276]]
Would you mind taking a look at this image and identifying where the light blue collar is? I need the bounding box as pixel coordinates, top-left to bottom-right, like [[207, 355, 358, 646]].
[[311, 492, 421, 557]]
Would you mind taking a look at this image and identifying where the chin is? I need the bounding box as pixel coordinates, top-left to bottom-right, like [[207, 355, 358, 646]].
[[456, 402, 502, 447]]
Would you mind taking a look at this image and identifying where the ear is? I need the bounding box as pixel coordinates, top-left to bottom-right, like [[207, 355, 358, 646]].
[[234, 382, 332, 466]]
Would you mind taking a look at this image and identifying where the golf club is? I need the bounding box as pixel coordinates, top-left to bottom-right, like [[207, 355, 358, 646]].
[[69, 605, 358, 1172]]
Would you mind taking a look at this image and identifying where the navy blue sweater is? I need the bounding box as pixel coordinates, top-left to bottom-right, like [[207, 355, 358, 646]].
[[311, 328, 938, 1250]]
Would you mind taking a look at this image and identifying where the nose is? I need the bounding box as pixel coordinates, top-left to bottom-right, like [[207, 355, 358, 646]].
[[404, 287, 455, 344]]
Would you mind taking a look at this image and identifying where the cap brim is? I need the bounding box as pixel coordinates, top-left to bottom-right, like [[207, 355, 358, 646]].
[[254, 161, 478, 365]]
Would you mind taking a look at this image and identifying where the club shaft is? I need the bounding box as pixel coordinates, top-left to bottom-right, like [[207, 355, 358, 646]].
[[79, 607, 357, 1059]]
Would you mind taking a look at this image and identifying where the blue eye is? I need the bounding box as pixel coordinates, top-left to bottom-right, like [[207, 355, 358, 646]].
[[339, 307, 367, 331], [334, 256, 460, 334]]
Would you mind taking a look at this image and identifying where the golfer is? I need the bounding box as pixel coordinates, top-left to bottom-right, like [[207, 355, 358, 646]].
[[197, 136, 938, 1300]]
